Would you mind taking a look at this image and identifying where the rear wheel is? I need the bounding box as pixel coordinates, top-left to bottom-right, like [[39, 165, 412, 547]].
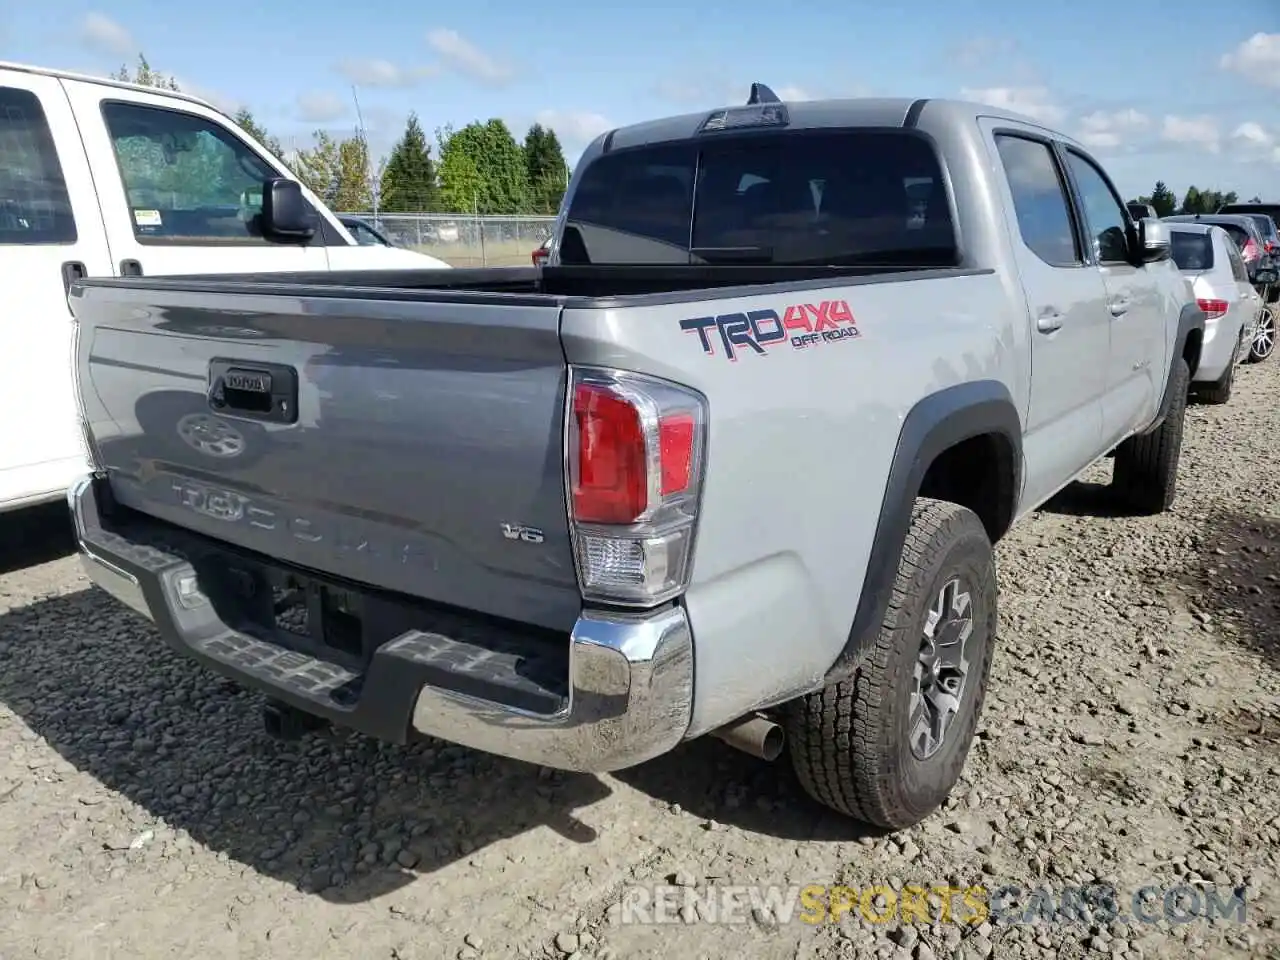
[[784, 498, 997, 830], [1250, 307, 1276, 363], [1112, 357, 1188, 514]]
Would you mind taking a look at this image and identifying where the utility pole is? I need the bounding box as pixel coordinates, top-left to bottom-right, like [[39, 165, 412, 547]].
[[351, 84, 377, 220]]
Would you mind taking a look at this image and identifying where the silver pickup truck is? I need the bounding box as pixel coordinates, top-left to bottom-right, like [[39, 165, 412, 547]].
[[66, 89, 1204, 830]]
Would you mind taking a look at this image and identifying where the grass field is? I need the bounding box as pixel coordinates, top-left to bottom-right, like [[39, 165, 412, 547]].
[[411, 239, 534, 268]]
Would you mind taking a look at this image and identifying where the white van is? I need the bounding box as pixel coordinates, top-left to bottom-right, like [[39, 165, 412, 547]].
[[0, 60, 449, 514]]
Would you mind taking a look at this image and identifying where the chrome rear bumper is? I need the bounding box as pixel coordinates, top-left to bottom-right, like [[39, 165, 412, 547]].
[[68, 473, 694, 771]]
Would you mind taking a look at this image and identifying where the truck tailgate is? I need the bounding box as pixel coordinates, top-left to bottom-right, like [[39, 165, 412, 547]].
[[71, 282, 581, 633]]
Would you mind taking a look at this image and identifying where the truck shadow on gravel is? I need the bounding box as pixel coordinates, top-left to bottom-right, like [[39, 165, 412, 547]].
[[0, 589, 617, 903], [1174, 509, 1280, 670], [0, 502, 77, 575], [0, 589, 863, 904]]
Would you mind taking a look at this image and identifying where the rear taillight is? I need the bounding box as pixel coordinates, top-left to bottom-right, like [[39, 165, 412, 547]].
[[1197, 298, 1228, 320], [566, 367, 707, 606], [532, 246, 549, 266], [1243, 239, 1261, 261], [1267, 240, 1276, 253]]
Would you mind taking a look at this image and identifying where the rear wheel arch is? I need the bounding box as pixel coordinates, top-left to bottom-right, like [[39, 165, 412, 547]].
[[822, 380, 1022, 685]]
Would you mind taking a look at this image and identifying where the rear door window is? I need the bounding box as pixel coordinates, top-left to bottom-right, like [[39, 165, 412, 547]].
[[561, 131, 956, 266], [1169, 230, 1213, 271], [0, 85, 77, 244]]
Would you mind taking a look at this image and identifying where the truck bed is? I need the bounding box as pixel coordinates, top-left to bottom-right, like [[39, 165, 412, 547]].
[[68, 260, 986, 645]]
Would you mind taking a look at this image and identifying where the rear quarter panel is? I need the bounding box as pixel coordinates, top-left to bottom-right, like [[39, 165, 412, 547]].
[[561, 272, 1020, 734]]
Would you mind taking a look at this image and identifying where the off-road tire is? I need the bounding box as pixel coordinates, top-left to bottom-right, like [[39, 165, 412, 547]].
[[1196, 353, 1235, 406], [1111, 357, 1188, 514], [784, 498, 997, 830]]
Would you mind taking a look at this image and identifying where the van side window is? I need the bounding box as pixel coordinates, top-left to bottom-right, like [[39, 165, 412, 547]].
[[100, 101, 285, 244], [0, 86, 77, 244], [1063, 150, 1130, 264], [993, 134, 1080, 266]]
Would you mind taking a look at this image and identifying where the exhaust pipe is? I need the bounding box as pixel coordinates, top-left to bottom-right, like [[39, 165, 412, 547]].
[[711, 714, 785, 761]]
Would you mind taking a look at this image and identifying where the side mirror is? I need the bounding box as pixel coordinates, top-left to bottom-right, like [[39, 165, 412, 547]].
[[260, 178, 315, 241], [1253, 265, 1279, 285], [1137, 217, 1170, 263]]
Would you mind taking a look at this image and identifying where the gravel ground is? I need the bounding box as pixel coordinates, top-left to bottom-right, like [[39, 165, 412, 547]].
[[1, 362, 1279, 960]]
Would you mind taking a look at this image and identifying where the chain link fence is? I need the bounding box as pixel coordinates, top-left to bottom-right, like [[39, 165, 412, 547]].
[[338, 213, 557, 267]]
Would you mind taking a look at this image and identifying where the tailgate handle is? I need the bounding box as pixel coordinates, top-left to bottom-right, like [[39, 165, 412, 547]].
[[208, 359, 299, 424], [61, 260, 86, 296]]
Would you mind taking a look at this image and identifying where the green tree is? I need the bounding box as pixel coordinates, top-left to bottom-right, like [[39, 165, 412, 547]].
[[1179, 186, 1238, 215], [436, 119, 529, 214], [380, 113, 439, 213], [294, 131, 340, 203], [523, 123, 568, 214], [1148, 181, 1177, 218], [232, 108, 285, 163], [334, 135, 372, 210], [111, 53, 180, 90]]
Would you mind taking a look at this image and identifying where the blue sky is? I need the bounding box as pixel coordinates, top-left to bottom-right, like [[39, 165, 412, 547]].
[[3, 0, 1278, 202]]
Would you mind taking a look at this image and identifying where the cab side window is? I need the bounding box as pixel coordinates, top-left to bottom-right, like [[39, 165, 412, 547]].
[[100, 100, 290, 244], [993, 134, 1081, 267], [1064, 151, 1130, 264], [0, 86, 77, 244]]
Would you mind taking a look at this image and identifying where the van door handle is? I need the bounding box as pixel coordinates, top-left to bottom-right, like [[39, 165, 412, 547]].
[[119, 259, 143, 276], [1109, 295, 1130, 317], [1036, 309, 1064, 333], [61, 260, 87, 296]]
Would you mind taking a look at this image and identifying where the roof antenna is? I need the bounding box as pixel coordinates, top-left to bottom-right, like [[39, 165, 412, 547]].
[[747, 83, 781, 105]]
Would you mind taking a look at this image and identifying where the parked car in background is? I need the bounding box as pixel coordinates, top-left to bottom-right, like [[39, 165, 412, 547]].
[[1128, 202, 1157, 221], [531, 234, 551, 266], [1217, 201, 1280, 236], [1162, 213, 1273, 281], [1168, 223, 1269, 401], [338, 215, 396, 247], [0, 59, 452, 517]]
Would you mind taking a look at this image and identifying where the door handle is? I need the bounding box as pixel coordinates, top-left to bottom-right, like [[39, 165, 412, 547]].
[[1036, 309, 1064, 333], [119, 259, 143, 276], [61, 260, 87, 296], [1109, 296, 1130, 317]]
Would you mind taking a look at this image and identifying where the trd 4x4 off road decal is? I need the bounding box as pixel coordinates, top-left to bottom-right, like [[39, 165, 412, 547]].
[[679, 299, 861, 362]]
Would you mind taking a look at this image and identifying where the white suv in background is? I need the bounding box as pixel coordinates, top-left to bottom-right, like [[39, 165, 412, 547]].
[[1167, 222, 1272, 403], [0, 60, 449, 515]]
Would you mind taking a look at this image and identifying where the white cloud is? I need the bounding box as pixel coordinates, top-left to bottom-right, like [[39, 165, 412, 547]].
[[534, 109, 612, 147], [335, 58, 434, 88], [775, 85, 812, 101], [654, 77, 824, 107], [78, 12, 134, 57], [426, 28, 513, 86], [1076, 108, 1150, 149], [296, 92, 349, 124], [959, 86, 1065, 125], [1161, 114, 1220, 153], [1232, 121, 1272, 147], [1220, 33, 1280, 88]]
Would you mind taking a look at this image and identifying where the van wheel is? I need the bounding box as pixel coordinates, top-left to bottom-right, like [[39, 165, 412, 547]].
[[784, 498, 997, 830], [1112, 357, 1188, 514]]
